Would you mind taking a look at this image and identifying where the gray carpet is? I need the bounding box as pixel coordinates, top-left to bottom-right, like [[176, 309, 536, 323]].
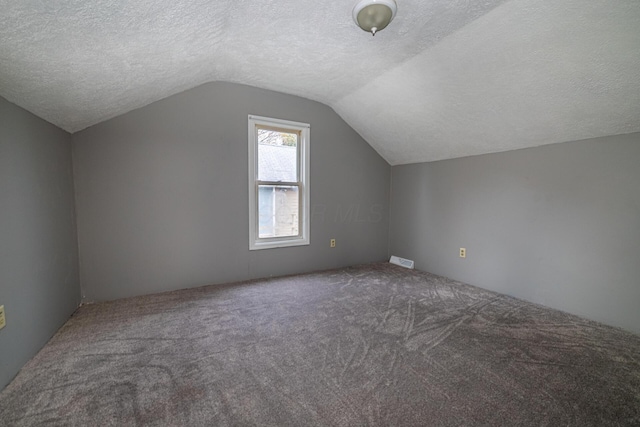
[[1, 263, 639, 426]]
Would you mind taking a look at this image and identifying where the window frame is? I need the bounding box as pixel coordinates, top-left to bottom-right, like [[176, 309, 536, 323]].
[[248, 115, 310, 250]]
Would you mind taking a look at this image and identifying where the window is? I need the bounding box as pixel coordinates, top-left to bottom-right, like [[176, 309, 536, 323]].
[[248, 115, 310, 250]]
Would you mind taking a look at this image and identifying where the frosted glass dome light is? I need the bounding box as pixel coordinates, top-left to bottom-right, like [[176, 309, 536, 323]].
[[353, 0, 397, 36]]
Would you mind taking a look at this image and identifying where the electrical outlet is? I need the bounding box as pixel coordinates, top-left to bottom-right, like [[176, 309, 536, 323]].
[[0, 305, 5, 330], [459, 248, 466, 258], [330, 238, 336, 248]]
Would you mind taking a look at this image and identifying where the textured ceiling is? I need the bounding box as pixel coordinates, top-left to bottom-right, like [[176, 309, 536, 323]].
[[1, 0, 639, 164]]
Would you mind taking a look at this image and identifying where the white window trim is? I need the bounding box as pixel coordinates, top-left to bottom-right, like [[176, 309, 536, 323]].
[[248, 115, 310, 250]]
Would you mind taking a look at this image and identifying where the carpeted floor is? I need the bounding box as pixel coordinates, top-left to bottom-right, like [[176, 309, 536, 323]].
[[1, 263, 639, 426]]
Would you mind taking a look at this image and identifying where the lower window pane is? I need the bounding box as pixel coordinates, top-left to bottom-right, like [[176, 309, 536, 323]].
[[258, 185, 299, 238]]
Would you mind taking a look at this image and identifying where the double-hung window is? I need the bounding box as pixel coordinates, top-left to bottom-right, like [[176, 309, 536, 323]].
[[248, 115, 310, 250]]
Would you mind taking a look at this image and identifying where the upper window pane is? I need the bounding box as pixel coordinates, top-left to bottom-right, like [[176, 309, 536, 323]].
[[257, 128, 298, 182]]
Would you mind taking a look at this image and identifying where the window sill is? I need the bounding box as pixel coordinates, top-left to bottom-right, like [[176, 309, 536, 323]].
[[249, 237, 310, 251]]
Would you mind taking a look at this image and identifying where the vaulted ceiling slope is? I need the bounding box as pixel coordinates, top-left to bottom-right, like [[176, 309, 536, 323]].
[[1, 0, 638, 164]]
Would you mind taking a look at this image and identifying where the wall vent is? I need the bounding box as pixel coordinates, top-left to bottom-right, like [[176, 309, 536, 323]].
[[389, 255, 414, 269]]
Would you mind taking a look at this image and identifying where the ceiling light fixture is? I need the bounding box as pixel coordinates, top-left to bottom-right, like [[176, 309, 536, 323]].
[[353, 0, 397, 36]]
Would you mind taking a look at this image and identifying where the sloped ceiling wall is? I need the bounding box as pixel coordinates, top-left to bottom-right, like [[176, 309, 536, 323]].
[[336, 0, 640, 163], [1, 0, 638, 164]]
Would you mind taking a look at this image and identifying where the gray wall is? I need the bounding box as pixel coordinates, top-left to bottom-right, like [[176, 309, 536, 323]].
[[389, 132, 640, 334], [0, 97, 80, 389], [73, 82, 390, 301]]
